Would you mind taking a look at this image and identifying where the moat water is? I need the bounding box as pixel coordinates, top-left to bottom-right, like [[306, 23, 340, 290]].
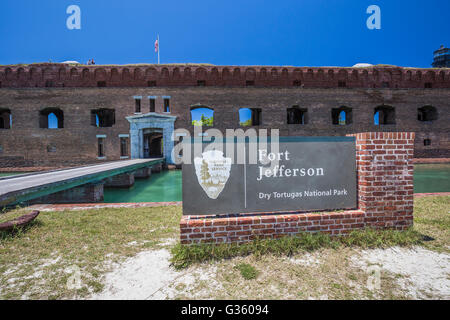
[[0, 172, 24, 177], [1, 165, 448, 203], [102, 164, 450, 203], [413, 164, 450, 194], [104, 170, 182, 203]]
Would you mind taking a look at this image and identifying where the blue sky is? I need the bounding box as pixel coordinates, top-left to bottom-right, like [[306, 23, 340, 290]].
[[0, 0, 448, 67], [191, 108, 214, 122], [239, 109, 252, 124]]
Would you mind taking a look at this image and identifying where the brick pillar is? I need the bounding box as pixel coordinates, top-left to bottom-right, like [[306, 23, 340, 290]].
[[352, 132, 415, 229], [151, 163, 162, 173], [134, 167, 152, 179], [104, 173, 135, 188], [29, 183, 104, 204]]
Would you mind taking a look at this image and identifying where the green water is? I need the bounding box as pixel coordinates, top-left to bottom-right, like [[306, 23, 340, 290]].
[[0, 172, 25, 177], [103, 170, 182, 203], [103, 164, 449, 203], [413, 164, 450, 194]]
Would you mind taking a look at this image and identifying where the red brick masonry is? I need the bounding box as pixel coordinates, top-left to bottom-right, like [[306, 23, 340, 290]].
[[351, 132, 414, 230], [180, 132, 415, 244]]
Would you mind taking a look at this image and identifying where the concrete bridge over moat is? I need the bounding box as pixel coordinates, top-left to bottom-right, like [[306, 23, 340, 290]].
[[0, 159, 164, 207]]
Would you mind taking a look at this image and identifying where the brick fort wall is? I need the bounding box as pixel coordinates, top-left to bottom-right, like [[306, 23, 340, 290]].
[[0, 64, 449, 167]]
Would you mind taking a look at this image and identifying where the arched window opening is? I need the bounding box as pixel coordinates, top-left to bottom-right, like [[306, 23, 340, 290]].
[[374, 106, 395, 125], [39, 108, 64, 129], [48, 113, 58, 129], [338, 111, 346, 124], [374, 111, 380, 125], [418, 106, 438, 122], [0, 109, 12, 129], [287, 106, 308, 124], [331, 106, 352, 125], [191, 107, 214, 126], [239, 108, 261, 126], [91, 109, 115, 127]]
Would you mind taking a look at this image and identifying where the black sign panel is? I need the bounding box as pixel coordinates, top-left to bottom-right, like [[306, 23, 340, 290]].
[[182, 136, 356, 215]]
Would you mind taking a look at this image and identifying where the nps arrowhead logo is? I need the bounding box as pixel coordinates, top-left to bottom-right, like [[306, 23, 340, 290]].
[[194, 150, 232, 199]]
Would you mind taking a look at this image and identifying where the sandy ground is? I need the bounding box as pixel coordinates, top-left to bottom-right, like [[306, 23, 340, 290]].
[[91, 249, 181, 300], [90, 244, 450, 300], [352, 246, 450, 299], [91, 248, 220, 300]]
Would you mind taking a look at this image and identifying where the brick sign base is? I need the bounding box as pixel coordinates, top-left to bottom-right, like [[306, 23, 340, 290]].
[[180, 132, 415, 245]]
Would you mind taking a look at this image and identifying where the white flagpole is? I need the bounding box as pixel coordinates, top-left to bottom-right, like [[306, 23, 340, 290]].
[[157, 34, 160, 65]]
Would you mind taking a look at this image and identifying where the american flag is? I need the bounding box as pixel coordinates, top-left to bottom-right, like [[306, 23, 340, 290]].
[[154, 39, 159, 53]]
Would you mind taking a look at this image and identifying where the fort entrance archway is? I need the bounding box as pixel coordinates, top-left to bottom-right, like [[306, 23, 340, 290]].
[[126, 113, 177, 163], [143, 129, 163, 158]]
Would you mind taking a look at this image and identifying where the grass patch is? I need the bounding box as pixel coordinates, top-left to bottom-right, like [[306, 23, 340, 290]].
[[0, 195, 448, 300], [0, 206, 29, 223], [172, 196, 450, 269], [170, 228, 423, 269], [234, 263, 259, 280], [413, 195, 450, 253], [0, 206, 182, 299], [170, 247, 410, 300]]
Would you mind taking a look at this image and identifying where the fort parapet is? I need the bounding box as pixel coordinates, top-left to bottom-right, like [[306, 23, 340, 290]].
[[1, 64, 449, 89]]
